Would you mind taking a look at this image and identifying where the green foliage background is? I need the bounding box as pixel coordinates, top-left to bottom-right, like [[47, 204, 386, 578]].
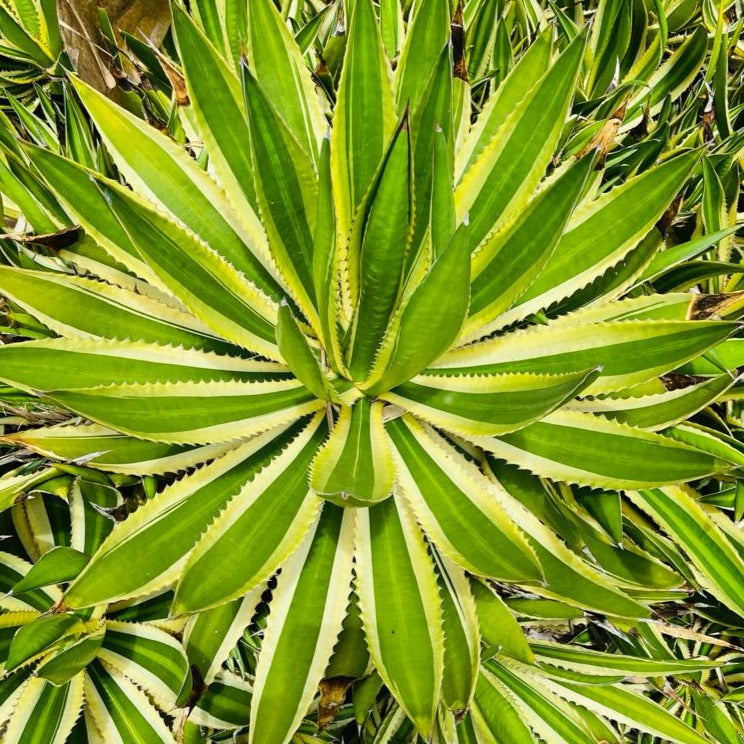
[[0, 0, 742, 742]]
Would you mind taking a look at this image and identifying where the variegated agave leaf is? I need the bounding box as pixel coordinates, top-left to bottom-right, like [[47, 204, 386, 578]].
[[0, 479, 191, 743], [0, 0, 741, 742]]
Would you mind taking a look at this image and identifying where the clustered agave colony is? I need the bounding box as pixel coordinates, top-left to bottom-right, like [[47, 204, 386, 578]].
[[0, 0, 743, 742]]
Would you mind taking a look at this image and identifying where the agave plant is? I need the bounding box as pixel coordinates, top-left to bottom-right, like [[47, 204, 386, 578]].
[[0, 0, 743, 741], [0, 0, 61, 103]]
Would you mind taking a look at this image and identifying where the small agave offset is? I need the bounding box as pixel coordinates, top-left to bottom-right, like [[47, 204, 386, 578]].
[[0, 0, 741, 741]]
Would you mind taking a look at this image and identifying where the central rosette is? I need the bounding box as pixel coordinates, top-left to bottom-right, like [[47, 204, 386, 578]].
[[275, 301, 399, 508], [270, 119, 472, 508], [275, 215, 471, 509], [311, 396, 395, 508]]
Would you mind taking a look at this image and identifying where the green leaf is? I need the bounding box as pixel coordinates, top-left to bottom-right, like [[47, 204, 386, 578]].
[[249, 506, 354, 744], [173, 415, 326, 612], [64, 425, 299, 607], [408, 50, 455, 260], [351, 672, 384, 726], [482, 659, 596, 744], [428, 125, 457, 258], [312, 137, 344, 373], [506, 598, 584, 620], [577, 489, 622, 542], [465, 0, 498, 81], [586, 0, 632, 96], [393, 0, 450, 112], [555, 292, 694, 324], [324, 592, 369, 680], [456, 35, 584, 250], [241, 66, 319, 327], [0, 266, 227, 353], [0, 468, 65, 521], [2, 676, 84, 744], [71, 78, 272, 297], [436, 554, 479, 714], [48, 379, 321, 445], [85, 661, 176, 743], [97, 178, 279, 358], [491, 464, 650, 618], [639, 226, 741, 284], [547, 676, 710, 744], [189, 671, 252, 730], [0, 7, 53, 65], [581, 528, 682, 589], [387, 417, 541, 581], [679, 338, 744, 376], [23, 145, 172, 288], [331, 0, 396, 227], [472, 668, 536, 744], [346, 114, 412, 381], [0, 611, 37, 663], [8, 93, 58, 150], [0, 338, 287, 393], [244, 0, 327, 164], [366, 223, 471, 394], [355, 497, 443, 737], [55, 88, 105, 143], [0, 552, 61, 612], [37, 633, 104, 686], [98, 621, 189, 710], [435, 317, 737, 395], [184, 590, 262, 685], [171, 4, 260, 220], [464, 155, 595, 342], [0, 665, 31, 724], [531, 641, 719, 676], [629, 486, 744, 618], [0, 154, 59, 233], [384, 368, 599, 437], [311, 398, 395, 507], [507, 153, 699, 322], [569, 374, 737, 430], [482, 410, 727, 489], [12, 547, 89, 594], [4, 423, 235, 476], [690, 690, 740, 744], [295, 5, 333, 55], [702, 158, 727, 237], [6, 614, 82, 672], [628, 25, 708, 122], [379, 0, 402, 58], [12, 0, 44, 39], [470, 579, 533, 663], [276, 303, 334, 401]]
